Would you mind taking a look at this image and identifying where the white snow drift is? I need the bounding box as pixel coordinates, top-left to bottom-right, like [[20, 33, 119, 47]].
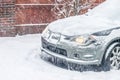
[[0, 34, 120, 80], [0, 0, 120, 80]]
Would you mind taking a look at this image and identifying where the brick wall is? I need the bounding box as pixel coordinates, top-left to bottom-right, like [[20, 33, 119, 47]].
[[15, 5, 55, 35], [15, 0, 56, 35], [16, 0, 55, 4], [0, 0, 16, 37]]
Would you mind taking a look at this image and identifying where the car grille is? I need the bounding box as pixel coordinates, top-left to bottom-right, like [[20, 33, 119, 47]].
[[41, 37, 67, 57]]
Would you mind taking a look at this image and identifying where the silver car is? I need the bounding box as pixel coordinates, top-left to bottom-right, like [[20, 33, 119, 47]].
[[41, 0, 120, 70]]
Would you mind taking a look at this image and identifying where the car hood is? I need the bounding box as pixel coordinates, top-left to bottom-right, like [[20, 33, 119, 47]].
[[48, 15, 118, 36]]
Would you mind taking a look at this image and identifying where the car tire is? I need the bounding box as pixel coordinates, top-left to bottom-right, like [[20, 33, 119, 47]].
[[102, 42, 120, 71]]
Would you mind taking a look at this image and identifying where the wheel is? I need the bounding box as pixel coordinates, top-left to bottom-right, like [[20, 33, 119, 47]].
[[103, 42, 120, 70], [109, 44, 120, 69]]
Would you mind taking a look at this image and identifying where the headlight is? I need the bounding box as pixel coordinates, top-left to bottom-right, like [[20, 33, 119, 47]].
[[75, 36, 86, 44], [75, 36, 85, 44], [73, 35, 97, 45]]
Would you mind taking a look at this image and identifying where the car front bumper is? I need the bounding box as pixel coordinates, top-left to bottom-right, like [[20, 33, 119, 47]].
[[41, 36, 103, 65], [41, 47, 99, 65]]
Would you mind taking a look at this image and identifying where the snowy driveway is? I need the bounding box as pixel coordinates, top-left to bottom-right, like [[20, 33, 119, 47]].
[[0, 34, 120, 80]]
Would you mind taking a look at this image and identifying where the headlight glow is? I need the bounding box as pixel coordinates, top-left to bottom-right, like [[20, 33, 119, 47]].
[[74, 35, 97, 45], [75, 36, 85, 44]]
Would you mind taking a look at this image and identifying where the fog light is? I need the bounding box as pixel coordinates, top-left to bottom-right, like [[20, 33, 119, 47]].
[[74, 53, 79, 59]]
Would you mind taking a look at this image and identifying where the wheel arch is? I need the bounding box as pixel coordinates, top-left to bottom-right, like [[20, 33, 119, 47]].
[[103, 37, 120, 61]]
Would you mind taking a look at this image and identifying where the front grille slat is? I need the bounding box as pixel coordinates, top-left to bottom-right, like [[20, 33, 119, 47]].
[[42, 37, 67, 57]]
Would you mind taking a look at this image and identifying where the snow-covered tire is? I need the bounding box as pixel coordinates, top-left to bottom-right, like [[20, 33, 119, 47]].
[[102, 42, 120, 71]]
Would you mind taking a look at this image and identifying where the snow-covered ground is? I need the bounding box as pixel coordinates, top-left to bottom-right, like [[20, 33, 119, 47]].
[[0, 34, 120, 80]]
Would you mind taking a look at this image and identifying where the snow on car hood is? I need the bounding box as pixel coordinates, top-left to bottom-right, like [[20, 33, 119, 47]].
[[47, 0, 120, 36], [48, 15, 117, 36]]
